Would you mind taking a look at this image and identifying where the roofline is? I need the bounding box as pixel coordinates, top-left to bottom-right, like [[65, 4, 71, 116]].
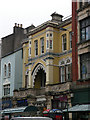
[[27, 17, 72, 36]]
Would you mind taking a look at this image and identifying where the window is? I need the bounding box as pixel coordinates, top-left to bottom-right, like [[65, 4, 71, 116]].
[[60, 59, 72, 83], [50, 33, 53, 37], [29, 47, 31, 56], [61, 66, 65, 83], [62, 34, 67, 51], [35, 40, 38, 56], [50, 40, 53, 49], [8, 63, 11, 77], [4, 64, 7, 77], [80, 53, 90, 79], [41, 37, 44, 54], [3, 84, 10, 96], [79, 0, 83, 8], [69, 32, 72, 49], [25, 75, 29, 88], [66, 64, 72, 81], [79, 0, 90, 8], [29, 41, 31, 44], [80, 17, 90, 42], [47, 33, 49, 37], [46, 40, 49, 49], [25, 70, 29, 88]]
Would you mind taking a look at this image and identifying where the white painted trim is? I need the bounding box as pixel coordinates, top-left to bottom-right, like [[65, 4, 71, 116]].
[[32, 63, 46, 87]]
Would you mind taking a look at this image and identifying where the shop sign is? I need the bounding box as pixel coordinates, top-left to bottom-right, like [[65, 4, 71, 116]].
[[37, 98, 46, 102], [17, 99, 28, 107], [2, 100, 12, 110], [54, 95, 67, 102]]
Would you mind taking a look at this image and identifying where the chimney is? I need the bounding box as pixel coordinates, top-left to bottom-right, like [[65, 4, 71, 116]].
[[13, 23, 23, 33], [51, 12, 63, 24]]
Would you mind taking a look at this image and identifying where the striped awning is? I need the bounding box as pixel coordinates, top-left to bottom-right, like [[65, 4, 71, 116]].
[[63, 104, 90, 112], [2, 106, 38, 114]]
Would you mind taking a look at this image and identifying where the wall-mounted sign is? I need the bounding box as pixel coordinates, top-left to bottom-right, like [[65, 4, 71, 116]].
[[2, 100, 12, 110], [54, 95, 67, 102], [17, 99, 28, 107]]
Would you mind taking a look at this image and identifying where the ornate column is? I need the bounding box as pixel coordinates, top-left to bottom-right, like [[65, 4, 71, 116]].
[[46, 57, 54, 85]]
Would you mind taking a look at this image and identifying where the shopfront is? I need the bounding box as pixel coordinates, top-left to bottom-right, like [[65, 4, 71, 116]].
[[52, 95, 68, 110], [63, 104, 90, 120], [2, 106, 39, 119]]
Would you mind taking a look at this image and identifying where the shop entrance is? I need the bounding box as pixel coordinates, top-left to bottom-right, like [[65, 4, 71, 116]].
[[34, 69, 46, 89]]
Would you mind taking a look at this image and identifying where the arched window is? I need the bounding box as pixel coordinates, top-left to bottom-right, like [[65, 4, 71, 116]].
[[8, 63, 11, 77], [4, 64, 7, 77]]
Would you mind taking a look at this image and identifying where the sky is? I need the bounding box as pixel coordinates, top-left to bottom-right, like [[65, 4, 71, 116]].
[[0, 0, 72, 39]]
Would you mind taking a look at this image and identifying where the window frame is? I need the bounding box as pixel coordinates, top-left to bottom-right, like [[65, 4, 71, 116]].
[[60, 66, 65, 83], [50, 40, 53, 49], [60, 58, 72, 83], [62, 34, 67, 51], [80, 17, 90, 42], [80, 53, 90, 79], [8, 63, 11, 77], [29, 47, 31, 56], [69, 32, 72, 49], [34, 40, 38, 56], [4, 64, 7, 77], [40, 37, 44, 54], [3, 84, 10, 96]]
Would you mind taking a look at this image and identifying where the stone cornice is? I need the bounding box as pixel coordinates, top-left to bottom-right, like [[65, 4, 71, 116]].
[[28, 51, 72, 61]]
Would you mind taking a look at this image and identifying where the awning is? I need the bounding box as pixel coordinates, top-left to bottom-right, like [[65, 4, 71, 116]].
[[2, 106, 38, 114], [63, 104, 90, 112]]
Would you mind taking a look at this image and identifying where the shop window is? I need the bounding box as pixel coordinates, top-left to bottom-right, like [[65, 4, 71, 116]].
[[8, 63, 11, 77], [62, 34, 67, 51], [80, 17, 90, 42], [41, 37, 44, 54], [3, 84, 10, 96], [80, 53, 90, 79], [35, 40, 38, 56]]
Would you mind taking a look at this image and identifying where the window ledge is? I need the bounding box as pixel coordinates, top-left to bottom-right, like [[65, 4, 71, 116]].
[[77, 39, 90, 46], [3, 77, 7, 79], [77, 78, 90, 82]]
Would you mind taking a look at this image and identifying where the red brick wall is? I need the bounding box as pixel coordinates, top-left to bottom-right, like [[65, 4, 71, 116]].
[[72, 1, 78, 82]]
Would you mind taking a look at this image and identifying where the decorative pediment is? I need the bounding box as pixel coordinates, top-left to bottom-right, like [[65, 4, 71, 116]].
[[3, 79, 10, 85]]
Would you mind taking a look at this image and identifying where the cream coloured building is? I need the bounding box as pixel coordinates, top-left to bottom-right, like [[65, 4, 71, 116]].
[[13, 13, 72, 115]]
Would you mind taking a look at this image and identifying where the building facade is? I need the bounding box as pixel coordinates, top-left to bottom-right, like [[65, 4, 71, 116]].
[[71, 1, 90, 119], [0, 24, 26, 111], [12, 13, 73, 119]]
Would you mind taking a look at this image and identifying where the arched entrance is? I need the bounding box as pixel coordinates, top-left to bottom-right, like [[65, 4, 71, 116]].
[[32, 63, 46, 89], [34, 68, 46, 89]]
